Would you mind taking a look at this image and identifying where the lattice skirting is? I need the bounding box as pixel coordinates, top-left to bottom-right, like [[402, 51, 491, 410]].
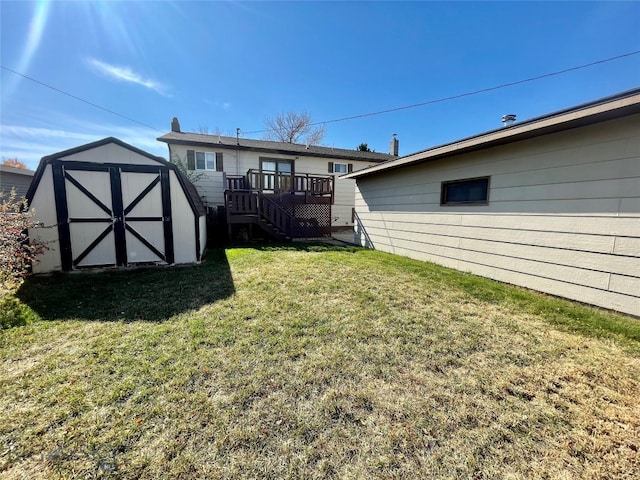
[[279, 198, 332, 238]]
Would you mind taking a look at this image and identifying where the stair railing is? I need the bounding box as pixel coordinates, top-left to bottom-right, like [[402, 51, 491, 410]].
[[258, 193, 294, 238]]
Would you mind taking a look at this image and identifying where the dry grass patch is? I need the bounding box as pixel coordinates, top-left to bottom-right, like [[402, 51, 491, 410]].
[[1, 246, 639, 479]]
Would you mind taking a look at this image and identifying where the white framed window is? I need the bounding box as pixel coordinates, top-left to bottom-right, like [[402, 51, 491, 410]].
[[187, 150, 223, 172], [196, 152, 216, 170], [333, 163, 348, 174]]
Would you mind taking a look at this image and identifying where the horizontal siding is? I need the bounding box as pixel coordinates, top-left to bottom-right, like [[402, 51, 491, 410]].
[[356, 217, 617, 254], [0, 172, 33, 198], [358, 222, 638, 276], [353, 208, 640, 237], [354, 114, 640, 316], [364, 237, 639, 317], [356, 137, 639, 195], [333, 177, 356, 226], [359, 197, 636, 216], [193, 172, 224, 206], [614, 237, 640, 256]]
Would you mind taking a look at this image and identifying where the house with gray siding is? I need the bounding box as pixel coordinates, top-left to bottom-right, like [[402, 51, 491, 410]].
[[158, 121, 396, 239], [0, 164, 35, 199], [344, 88, 640, 316]]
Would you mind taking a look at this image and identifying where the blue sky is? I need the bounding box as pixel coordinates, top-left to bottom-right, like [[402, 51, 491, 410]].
[[1, 1, 639, 170]]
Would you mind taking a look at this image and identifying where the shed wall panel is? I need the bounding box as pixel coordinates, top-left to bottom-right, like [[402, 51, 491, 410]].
[[60, 143, 160, 165], [29, 165, 62, 273], [170, 171, 197, 264], [199, 215, 207, 256]]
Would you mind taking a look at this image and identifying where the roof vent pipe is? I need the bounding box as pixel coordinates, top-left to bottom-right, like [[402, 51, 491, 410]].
[[171, 117, 181, 133], [502, 114, 516, 127], [389, 133, 399, 156]]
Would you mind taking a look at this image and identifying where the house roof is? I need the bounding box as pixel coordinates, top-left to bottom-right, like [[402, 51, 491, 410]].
[[0, 165, 35, 177], [157, 131, 396, 163], [344, 87, 640, 179], [26, 137, 206, 216]]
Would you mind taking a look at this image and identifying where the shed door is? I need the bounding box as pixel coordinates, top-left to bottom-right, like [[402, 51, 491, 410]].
[[52, 161, 174, 271]]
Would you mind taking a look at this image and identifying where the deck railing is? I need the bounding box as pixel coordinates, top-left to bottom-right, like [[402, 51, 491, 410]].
[[224, 190, 257, 216], [226, 170, 333, 198], [226, 175, 249, 191]]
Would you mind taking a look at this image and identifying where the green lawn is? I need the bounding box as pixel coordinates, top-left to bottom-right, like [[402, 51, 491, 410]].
[[2, 245, 639, 479]]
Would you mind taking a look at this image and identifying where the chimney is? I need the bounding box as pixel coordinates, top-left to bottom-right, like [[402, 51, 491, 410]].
[[171, 117, 181, 133], [389, 134, 399, 156], [502, 114, 516, 127]]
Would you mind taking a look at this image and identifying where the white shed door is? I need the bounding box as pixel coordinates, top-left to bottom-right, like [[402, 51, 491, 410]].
[[65, 169, 117, 268], [52, 161, 174, 270]]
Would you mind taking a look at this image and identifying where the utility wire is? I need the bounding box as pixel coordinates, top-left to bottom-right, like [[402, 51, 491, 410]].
[[3, 50, 639, 137], [1, 65, 163, 133], [244, 50, 640, 135]]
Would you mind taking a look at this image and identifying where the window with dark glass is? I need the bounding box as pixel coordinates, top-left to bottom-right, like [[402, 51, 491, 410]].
[[441, 176, 489, 205]]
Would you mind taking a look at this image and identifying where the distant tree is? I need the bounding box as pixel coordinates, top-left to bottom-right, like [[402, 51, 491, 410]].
[[196, 125, 223, 136], [263, 111, 325, 145], [2, 158, 27, 169], [357, 143, 372, 152]]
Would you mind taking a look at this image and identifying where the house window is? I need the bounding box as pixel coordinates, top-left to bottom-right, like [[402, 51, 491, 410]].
[[196, 152, 215, 170], [333, 163, 348, 174], [328, 162, 353, 174], [186, 150, 223, 171], [441, 176, 490, 205]]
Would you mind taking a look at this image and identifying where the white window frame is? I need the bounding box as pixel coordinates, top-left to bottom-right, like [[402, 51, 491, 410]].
[[195, 151, 217, 171], [333, 163, 348, 174]]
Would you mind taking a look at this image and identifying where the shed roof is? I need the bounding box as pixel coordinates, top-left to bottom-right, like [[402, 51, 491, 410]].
[[157, 131, 396, 163], [27, 137, 206, 216], [344, 87, 640, 179]]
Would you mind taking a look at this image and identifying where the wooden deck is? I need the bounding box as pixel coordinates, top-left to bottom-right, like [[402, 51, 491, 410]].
[[225, 170, 333, 240]]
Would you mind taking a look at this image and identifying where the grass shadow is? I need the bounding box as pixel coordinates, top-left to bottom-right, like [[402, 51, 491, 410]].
[[234, 240, 363, 253], [17, 249, 235, 322]]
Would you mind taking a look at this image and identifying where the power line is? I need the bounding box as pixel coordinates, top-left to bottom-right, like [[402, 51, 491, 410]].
[[243, 50, 640, 135], [3, 50, 639, 137], [1, 65, 163, 133]]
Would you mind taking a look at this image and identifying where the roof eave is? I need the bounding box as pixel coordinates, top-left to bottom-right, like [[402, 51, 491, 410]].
[[345, 89, 640, 179], [157, 135, 392, 163]]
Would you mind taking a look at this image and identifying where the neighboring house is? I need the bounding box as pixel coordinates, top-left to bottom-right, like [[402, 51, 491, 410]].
[[27, 137, 206, 273], [0, 164, 35, 199], [157, 121, 396, 239], [344, 88, 640, 317]]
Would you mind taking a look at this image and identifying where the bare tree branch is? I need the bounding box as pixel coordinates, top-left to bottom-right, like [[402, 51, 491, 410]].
[[263, 111, 325, 145]]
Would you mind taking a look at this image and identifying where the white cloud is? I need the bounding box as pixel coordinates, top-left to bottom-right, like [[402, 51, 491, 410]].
[[203, 98, 232, 110], [1, 124, 167, 170], [87, 58, 171, 97]]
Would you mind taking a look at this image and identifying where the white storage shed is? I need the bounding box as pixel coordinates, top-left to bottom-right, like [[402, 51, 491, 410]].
[[26, 137, 207, 273]]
